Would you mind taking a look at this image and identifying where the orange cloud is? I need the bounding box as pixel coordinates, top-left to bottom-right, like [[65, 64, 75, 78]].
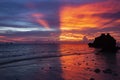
[[59, 0, 120, 41]]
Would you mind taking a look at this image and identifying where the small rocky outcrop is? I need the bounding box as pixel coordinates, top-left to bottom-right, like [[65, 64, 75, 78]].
[[88, 33, 119, 52]]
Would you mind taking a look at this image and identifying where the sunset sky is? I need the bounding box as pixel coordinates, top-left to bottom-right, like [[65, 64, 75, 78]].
[[0, 0, 120, 43]]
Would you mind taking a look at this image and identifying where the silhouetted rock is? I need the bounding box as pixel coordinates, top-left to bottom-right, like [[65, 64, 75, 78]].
[[88, 33, 119, 52]]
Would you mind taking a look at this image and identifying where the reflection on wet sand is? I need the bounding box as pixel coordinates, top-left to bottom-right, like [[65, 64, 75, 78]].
[[90, 52, 120, 80], [59, 44, 95, 80], [59, 44, 120, 80], [33, 44, 64, 80]]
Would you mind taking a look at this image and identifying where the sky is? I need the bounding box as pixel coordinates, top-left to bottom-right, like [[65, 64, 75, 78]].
[[0, 0, 120, 43]]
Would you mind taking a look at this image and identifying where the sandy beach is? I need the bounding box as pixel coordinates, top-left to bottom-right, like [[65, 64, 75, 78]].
[[0, 44, 120, 80]]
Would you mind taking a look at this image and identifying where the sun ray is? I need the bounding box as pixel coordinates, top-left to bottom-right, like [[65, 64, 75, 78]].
[[32, 13, 50, 30]]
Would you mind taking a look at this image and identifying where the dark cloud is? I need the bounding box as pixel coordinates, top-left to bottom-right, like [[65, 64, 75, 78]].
[[0, 0, 62, 29], [0, 2, 28, 15], [94, 12, 120, 27], [76, 26, 120, 36], [98, 12, 120, 19]]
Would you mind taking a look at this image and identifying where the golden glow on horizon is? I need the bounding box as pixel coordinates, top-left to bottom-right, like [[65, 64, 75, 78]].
[[59, 32, 84, 41]]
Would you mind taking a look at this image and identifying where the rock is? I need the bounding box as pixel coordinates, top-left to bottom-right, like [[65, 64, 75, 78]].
[[86, 57, 88, 58], [94, 69, 101, 73], [49, 67, 52, 69], [87, 67, 90, 69], [63, 66, 66, 68], [88, 33, 119, 52], [103, 69, 112, 74], [41, 67, 44, 70], [90, 78, 95, 80], [86, 63, 88, 65], [83, 61, 85, 62], [94, 63, 97, 65], [113, 73, 118, 76], [78, 63, 81, 65]]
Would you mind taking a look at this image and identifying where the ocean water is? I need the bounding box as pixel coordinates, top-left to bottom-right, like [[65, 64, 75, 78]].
[[0, 44, 120, 80]]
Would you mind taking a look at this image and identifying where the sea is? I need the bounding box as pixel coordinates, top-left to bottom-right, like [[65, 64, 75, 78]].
[[0, 43, 120, 80]]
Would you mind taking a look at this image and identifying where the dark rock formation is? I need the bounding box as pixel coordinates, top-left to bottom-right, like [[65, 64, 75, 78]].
[[88, 33, 119, 52]]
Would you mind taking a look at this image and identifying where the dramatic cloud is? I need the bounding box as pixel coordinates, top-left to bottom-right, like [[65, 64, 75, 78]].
[[59, 0, 120, 41], [0, 0, 120, 42]]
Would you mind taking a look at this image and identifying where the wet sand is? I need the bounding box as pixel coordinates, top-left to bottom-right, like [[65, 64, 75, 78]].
[[0, 44, 120, 80]]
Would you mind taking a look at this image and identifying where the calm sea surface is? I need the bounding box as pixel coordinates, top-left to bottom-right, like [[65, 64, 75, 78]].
[[0, 44, 120, 80]]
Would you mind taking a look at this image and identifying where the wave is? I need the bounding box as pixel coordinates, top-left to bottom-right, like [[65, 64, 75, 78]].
[[0, 53, 82, 67]]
